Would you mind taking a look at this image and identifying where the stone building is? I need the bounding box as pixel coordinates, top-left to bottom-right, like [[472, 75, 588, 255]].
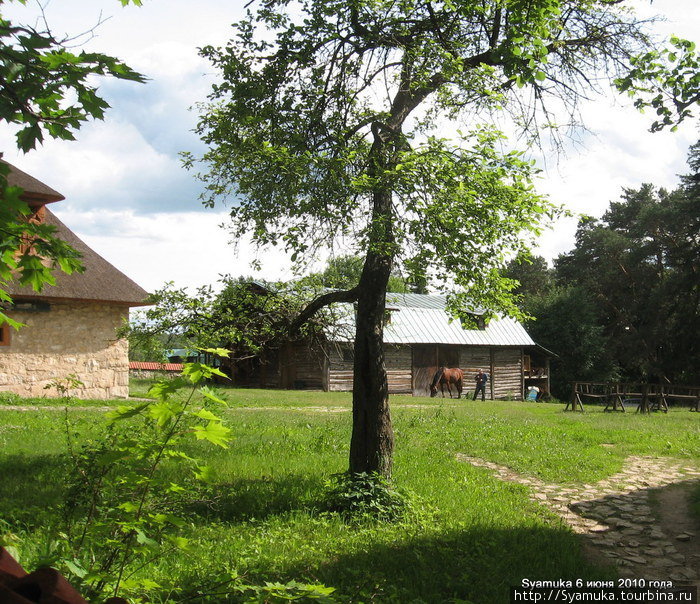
[[0, 162, 148, 399]]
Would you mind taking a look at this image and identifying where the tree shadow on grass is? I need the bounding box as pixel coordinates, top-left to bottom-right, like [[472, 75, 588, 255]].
[[304, 526, 612, 603], [184, 474, 326, 523], [0, 453, 68, 527], [0, 450, 325, 528], [176, 524, 612, 603]]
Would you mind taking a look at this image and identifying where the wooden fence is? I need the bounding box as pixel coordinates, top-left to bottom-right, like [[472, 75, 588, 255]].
[[567, 381, 700, 413]]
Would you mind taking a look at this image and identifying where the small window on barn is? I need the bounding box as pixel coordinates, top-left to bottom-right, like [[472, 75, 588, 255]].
[[460, 314, 487, 330], [0, 323, 10, 346], [342, 346, 354, 362]]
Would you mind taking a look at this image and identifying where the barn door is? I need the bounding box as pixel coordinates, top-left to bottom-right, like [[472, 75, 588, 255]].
[[412, 345, 437, 397], [438, 345, 459, 369], [412, 345, 461, 396]]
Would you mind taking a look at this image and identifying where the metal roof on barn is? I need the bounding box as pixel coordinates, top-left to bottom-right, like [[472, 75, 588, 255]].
[[328, 293, 535, 347]]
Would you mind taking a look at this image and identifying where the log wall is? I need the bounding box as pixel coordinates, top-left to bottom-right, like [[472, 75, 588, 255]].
[[328, 344, 412, 393], [459, 346, 490, 398], [492, 348, 523, 400], [327, 343, 525, 399], [283, 343, 326, 390]]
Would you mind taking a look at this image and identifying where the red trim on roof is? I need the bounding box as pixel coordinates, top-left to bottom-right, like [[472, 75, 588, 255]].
[[129, 361, 183, 372]]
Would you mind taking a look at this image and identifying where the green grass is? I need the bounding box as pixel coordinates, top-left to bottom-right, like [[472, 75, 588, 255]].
[[0, 384, 698, 603]]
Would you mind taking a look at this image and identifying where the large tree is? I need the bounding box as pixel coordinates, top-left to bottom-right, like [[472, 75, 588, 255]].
[[0, 0, 144, 326], [512, 142, 700, 391], [191, 0, 685, 476], [554, 161, 700, 384]]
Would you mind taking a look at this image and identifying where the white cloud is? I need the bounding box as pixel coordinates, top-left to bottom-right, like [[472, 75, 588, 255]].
[[1, 0, 698, 283], [53, 208, 297, 293], [1, 117, 203, 214]]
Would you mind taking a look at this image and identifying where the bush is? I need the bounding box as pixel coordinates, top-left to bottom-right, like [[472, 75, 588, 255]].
[[322, 472, 413, 522]]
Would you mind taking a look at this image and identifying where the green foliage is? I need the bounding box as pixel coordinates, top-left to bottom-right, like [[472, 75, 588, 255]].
[[515, 141, 700, 392], [225, 579, 336, 602], [0, 0, 144, 326], [308, 254, 409, 293], [322, 471, 413, 522], [526, 285, 619, 398], [0, 1, 145, 151], [0, 518, 21, 561], [127, 278, 344, 375], [53, 355, 233, 601], [503, 254, 553, 311], [616, 36, 700, 132], [555, 177, 700, 383], [0, 391, 21, 405]]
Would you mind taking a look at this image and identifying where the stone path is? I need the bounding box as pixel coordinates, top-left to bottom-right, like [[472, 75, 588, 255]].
[[456, 454, 700, 585]]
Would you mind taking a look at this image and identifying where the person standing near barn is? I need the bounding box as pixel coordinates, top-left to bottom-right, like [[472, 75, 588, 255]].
[[473, 369, 489, 401]]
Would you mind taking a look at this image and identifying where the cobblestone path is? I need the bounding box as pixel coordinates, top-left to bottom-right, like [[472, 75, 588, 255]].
[[456, 454, 700, 586]]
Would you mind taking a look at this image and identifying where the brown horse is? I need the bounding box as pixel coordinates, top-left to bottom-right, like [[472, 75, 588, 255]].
[[429, 367, 464, 398]]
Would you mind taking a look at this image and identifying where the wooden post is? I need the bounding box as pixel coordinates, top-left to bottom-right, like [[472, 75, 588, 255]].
[[566, 382, 584, 412], [637, 383, 650, 414], [659, 385, 669, 413], [615, 383, 625, 412], [565, 382, 577, 411]]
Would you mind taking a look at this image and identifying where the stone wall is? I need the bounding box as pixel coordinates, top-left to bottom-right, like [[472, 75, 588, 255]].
[[0, 301, 130, 399]]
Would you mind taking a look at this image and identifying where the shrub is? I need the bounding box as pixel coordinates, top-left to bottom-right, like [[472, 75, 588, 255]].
[[322, 472, 413, 522]]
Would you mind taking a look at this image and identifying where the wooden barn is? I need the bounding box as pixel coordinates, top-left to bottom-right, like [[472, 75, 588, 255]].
[[242, 292, 550, 399], [0, 162, 149, 399]]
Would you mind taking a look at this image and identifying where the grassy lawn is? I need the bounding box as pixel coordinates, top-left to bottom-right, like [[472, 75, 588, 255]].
[[0, 383, 698, 603]]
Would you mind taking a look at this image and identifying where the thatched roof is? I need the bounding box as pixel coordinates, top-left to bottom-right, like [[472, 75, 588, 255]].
[[3, 160, 64, 205], [8, 208, 149, 306], [5, 180, 149, 306], [3, 160, 148, 306]]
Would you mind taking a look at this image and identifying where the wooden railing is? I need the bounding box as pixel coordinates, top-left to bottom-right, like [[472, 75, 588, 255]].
[[567, 382, 700, 413]]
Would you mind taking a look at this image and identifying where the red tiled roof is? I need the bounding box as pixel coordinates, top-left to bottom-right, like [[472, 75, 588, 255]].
[[129, 361, 184, 372]]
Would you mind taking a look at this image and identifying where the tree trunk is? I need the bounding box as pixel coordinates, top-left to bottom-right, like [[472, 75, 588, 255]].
[[349, 183, 395, 477], [348, 84, 423, 477]]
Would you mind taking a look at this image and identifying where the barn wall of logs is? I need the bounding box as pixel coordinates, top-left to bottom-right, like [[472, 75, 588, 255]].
[[328, 342, 525, 399]]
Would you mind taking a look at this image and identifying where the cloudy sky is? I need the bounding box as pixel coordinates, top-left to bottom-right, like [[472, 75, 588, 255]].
[[1, 0, 699, 294]]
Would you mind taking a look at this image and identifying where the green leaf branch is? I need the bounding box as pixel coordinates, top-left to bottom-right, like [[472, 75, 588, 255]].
[[59, 354, 233, 601]]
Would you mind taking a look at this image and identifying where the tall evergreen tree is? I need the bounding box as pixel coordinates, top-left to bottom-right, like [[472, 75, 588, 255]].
[[545, 142, 700, 385]]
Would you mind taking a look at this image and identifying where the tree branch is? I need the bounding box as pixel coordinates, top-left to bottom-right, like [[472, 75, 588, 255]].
[[290, 287, 359, 334]]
